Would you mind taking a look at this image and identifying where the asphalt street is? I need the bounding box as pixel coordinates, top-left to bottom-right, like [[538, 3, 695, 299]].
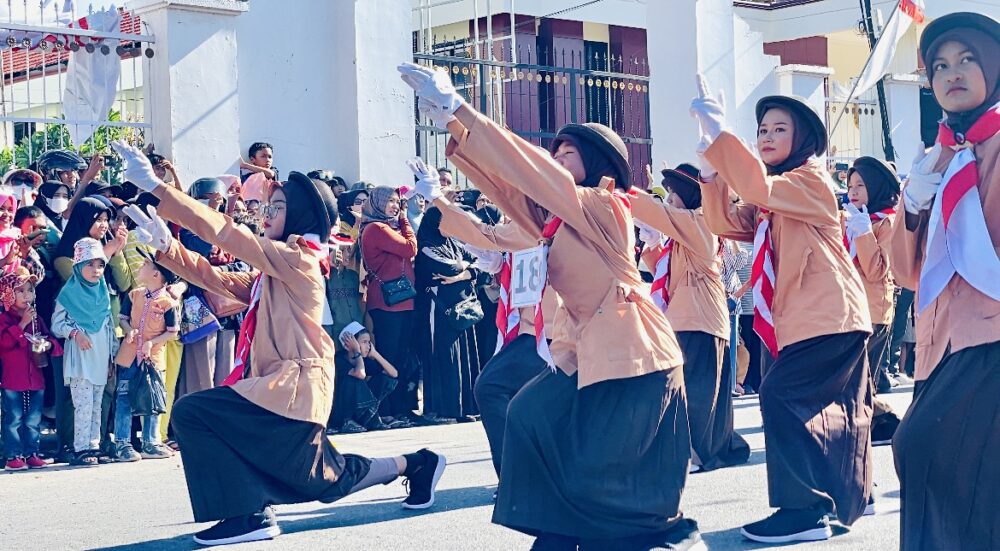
[[0, 386, 914, 551]]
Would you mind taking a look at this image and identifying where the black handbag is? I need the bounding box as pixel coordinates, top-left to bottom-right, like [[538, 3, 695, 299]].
[[371, 271, 417, 307], [129, 359, 167, 416], [437, 291, 485, 332]]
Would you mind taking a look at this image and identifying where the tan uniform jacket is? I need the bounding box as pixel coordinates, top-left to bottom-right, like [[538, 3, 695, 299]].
[[701, 132, 872, 351], [631, 191, 729, 339], [890, 132, 1000, 381], [153, 185, 335, 426], [438, 204, 560, 335], [852, 215, 896, 326], [446, 106, 683, 388]]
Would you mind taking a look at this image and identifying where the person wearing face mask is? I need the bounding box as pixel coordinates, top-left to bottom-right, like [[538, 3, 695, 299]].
[[890, 13, 1000, 551], [691, 77, 872, 543], [631, 163, 751, 475], [400, 62, 702, 550], [36, 181, 72, 231], [3, 168, 42, 207]]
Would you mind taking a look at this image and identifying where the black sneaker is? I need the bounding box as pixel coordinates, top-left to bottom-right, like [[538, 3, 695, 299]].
[[193, 507, 280, 546], [365, 417, 392, 431], [651, 518, 707, 551], [340, 420, 367, 434], [402, 449, 447, 510], [871, 412, 900, 446], [741, 507, 832, 543]]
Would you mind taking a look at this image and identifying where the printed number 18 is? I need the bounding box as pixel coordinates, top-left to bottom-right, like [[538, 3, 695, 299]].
[[514, 255, 541, 294]]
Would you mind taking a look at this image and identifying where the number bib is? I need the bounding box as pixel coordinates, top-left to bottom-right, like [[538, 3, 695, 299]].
[[510, 245, 547, 308]]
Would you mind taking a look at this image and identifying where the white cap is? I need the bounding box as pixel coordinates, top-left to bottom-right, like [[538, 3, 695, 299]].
[[338, 321, 366, 342], [72, 237, 109, 265]]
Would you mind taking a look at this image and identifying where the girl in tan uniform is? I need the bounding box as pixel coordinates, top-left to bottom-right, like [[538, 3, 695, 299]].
[[631, 163, 750, 473], [890, 13, 1000, 551], [112, 142, 446, 548], [399, 62, 703, 551], [842, 156, 903, 446], [691, 82, 873, 544]]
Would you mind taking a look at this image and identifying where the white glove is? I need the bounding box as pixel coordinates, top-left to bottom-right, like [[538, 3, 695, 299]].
[[695, 134, 717, 180], [902, 142, 944, 214], [419, 97, 457, 129], [689, 74, 728, 141], [122, 204, 173, 253], [111, 140, 164, 193], [398, 62, 463, 118], [463, 243, 504, 274], [634, 220, 662, 245], [405, 157, 443, 202], [844, 203, 873, 236]]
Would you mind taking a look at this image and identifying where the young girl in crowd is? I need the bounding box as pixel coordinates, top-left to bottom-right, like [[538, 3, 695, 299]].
[[113, 142, 446, 547], [691, 81, 872, 543], [891, 13, 1000, 550], [400, 62, 702, 550], [35, 181, 71, 230], [631, 163, 751, 473], [843, 156, 903, 445], [0, 267, 61, 470], [51, 238, 118, 467]]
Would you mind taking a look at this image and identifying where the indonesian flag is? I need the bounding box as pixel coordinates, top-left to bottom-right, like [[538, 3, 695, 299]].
[[852, 0, 925, 97]]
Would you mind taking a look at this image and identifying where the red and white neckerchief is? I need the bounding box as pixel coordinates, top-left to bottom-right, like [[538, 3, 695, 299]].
[[649, 238, 674, 313], [494, 252, 521, 354], [533, 191, 632, 370], [222, 274, 263, 386], [843, 207, 896, 261], [751, 210, 779, 358], [918, 102, 1000, 312]]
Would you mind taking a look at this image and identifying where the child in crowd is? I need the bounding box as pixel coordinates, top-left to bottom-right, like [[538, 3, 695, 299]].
[[51, 238, 118, 467], [330, 322, 399, 433], [111, 249, 180, 462], [239, 142, 278, 205], [0, 267, 61, 470]]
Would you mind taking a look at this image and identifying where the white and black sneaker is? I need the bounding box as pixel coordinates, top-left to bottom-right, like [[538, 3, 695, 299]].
[[193, 506, 281, 546], [402, 449, 446, 510], [863, 494, 876, 516], [741, 507, 832, 543]]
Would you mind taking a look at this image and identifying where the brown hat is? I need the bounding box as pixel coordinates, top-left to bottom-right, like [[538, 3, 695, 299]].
[[0, 266, 38, 310]]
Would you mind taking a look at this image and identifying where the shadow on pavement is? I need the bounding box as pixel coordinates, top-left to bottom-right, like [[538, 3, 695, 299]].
[[88, 486, 497, 551]]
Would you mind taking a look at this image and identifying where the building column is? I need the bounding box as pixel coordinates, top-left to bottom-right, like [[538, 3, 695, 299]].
[[885, 73, 924, 174], [646, 0, 736, 167], [131, 0, 247, 187]]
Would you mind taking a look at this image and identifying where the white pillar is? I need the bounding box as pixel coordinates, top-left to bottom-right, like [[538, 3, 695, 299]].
[[132, 0, 247, 187], [647, 0, 737, 167], [774, 64, 834, 120], [885, 73, 924, 175]]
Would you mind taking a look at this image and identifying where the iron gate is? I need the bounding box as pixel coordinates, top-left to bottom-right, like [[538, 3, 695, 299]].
[[414, 39, 652, 189]]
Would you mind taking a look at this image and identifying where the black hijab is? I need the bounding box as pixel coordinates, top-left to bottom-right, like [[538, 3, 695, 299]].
[[549, 123, 632, 190], [848, 157, 900, 213], [756, 96, 826, 176], [660, 163, 702, 210], [925, 28, 1000, 135], [476, 204, 502, 226], [54, 197, 111, 261], [36, 181, 70, 225], [461, 189, 481, 210], [277, 172, 338, 242], [337, 190, 366, 227], [416, 206, 451, 251], [557, 134, 618, 188]]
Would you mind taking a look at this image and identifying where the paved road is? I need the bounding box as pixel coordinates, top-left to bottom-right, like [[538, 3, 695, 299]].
[[0, 387, 914, 550]]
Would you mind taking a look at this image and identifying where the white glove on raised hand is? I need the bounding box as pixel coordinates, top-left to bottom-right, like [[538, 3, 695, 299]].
[[398, 62, 463, 118], [844, 203, 873, 236], [122, 204, 173, 253], [634, 220, 663, 245], [902, 142, 944, 214], [405, 157, 444, 202], [419, 97, 457, 129], [111, 140, 163, 193], [689, 74, 728, 141], [696, 134, 718, 180]]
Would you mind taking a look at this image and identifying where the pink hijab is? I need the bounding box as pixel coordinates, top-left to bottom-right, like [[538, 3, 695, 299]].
[[0, 193, 22, 274]]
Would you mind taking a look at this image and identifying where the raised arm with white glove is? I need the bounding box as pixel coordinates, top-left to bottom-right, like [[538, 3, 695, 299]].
[[111, 140, 164, 193], [844, 203, 873, 236], [689, 74, 728, 142], [398, 62, 463, 127], [122, 204, 173, 253], [902, 142, 944, 214], [405, 157, 444, 202]]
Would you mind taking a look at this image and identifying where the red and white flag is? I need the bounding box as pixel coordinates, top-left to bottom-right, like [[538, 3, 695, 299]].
[[852, 0, 925, 97]]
